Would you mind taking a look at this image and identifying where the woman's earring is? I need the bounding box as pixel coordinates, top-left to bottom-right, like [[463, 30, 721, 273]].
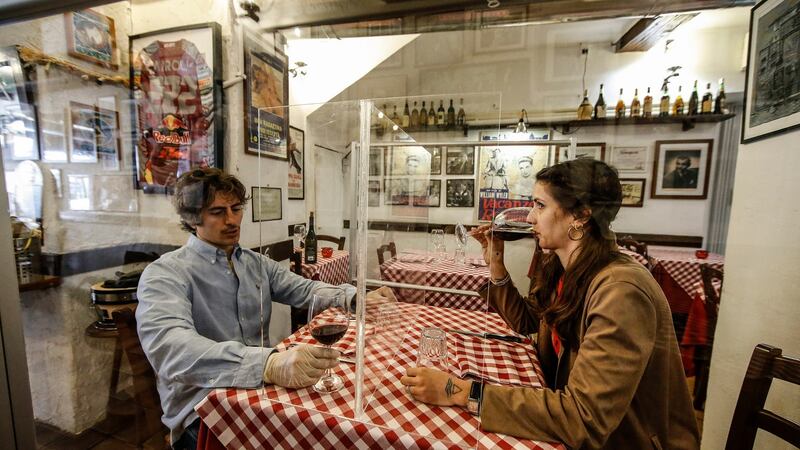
[[568, 223, 585, 241]]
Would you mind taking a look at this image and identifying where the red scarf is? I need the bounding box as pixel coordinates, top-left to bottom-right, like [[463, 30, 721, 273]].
[[551, 276, 564, 356]]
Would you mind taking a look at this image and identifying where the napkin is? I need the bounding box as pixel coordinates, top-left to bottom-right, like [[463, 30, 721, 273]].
[[450, 331, 541, 388]]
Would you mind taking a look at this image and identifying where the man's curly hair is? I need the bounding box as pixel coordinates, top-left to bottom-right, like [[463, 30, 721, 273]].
[[173, 168, 249, 233]]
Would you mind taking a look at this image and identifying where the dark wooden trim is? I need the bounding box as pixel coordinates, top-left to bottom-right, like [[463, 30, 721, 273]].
[[615, 14, 697, 53], [40, 243, 179, 277]]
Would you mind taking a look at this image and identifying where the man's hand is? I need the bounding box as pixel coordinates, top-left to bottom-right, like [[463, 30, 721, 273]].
[[263, 344, 339, 388], [366, 286, 397, 304], [400, 367, 471, 407]]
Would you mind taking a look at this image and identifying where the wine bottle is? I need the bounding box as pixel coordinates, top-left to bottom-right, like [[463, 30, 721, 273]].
[[714, 78, 727, 114], [643, 87, 653, 118], [659, 84, 670, 117], [420, 101, 428, 128], [593, 83, 606, 119], [673, 86, 684, 116], [410, 101, 419, 128], [701, 82, 713, 114], [427, 102, 436, 126], [437, 100, 445, 128], [615, 88, 626, 119], [456, 98, 466, 126], [630, 88, 641, 118], [402, 100, 410, 128], [578, 89, 593, 120], [304, 212, 317, 264], [688, 80, 699, 116], [391, 105, 399, 125], [447, 99, 456, 128]]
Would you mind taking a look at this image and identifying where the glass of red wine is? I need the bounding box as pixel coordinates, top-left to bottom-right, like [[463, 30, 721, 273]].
[[307, 286, 349, 393], [491, 206, 534, 241]]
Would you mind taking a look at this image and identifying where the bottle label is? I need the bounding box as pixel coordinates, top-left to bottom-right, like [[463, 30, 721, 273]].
[[595, 106, 606, 118]]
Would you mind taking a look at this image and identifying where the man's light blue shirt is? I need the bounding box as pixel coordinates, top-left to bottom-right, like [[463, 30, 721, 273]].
[[136, 234, 354, 443]]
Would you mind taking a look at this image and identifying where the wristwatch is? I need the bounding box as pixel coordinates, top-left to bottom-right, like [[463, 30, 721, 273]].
[[467, 381, 484, 416]]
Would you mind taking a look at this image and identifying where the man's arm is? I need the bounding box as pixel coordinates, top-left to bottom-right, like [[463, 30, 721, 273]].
[[260, 254, 356, 309]]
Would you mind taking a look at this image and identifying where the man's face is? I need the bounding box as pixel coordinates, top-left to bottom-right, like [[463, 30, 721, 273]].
[[406, 159, 419, 174], [195, 192, 244, 254], [519, 161, 532, 177], [675, 158, 690, 173]]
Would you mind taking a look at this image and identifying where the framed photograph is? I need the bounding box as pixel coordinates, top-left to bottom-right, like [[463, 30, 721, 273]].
[[446, 179, 475, 207], [620, 178, 646, 207], [65, 9, 118, 70], [369, 147, 383, 176], [384, 178, 409, 205], [0, 46, 39, 161], [429, 146, 442, 175], [94, 174, 138, 212], [368, 180, 381, 207], [130, 23, 224, 194], [651, 140, 713, 199], [68, 101, 98, 163], [412, 179, 441, 207], [742, 0, 800, 143], [288, 126, 304, 199], [96, 107, 120, 170], [555, 142, 606, 163], [385, 146, 438, 176], [244, 31, 289, 159], [610, 146, 648, 172], [477, 142, 549, 220], [445, 146, 475, 175], [251, 186, 282, 221]]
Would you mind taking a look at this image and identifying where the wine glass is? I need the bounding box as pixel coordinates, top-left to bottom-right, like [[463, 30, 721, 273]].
[[492, 207, 533, 241], [307, 286, 349, 393], [430, 229, 446, 260], [294, 224, 307, 249], [454, 223, 467, 264]]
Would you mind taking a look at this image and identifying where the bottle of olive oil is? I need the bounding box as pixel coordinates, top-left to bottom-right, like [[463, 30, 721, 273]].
[[630, 88, 641, 118], [642, 87, 653, 118], [615, 88, 626, 119]]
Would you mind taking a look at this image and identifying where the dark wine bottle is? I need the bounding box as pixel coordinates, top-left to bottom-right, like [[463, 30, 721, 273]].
[[593, 83, 606, 119], [688, 80, 699, 116], [437, 100, 445, 128], [304, 212, 317, 264], [447, 99, 456, 128], [420, 101, 428, 128]]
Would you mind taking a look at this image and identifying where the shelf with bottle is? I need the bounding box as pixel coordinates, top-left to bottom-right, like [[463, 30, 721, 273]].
[[372, 97, 467, 135]]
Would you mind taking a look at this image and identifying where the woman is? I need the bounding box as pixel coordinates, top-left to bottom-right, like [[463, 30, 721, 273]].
[[401, 159, 700, 449]]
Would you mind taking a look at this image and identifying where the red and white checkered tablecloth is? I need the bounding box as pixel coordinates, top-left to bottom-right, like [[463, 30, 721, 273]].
[[380, 254, 490, 311], [298, 249, 350, 285], [618, 248, 649, 267], [649, 248, 724, 298], [195, 303, 563, 450]]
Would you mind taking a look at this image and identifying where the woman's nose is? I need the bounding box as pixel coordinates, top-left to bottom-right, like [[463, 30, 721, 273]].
[[526, 209, 536, 224]]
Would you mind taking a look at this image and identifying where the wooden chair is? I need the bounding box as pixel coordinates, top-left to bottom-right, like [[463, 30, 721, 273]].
[[261, 240, 306, 331], [376, 242, 397, 265], [725, 343, 800, 449], [317, 235, 346, 250], [693, 265, 724, 410], [618, 236, 649, 259]]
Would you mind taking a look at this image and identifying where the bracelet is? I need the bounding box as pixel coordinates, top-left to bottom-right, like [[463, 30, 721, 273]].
[[489, 273, 511, 286]]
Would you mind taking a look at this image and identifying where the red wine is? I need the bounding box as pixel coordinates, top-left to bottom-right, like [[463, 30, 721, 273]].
[[311, 324, 348, 345], [491, 230, 532, 241]]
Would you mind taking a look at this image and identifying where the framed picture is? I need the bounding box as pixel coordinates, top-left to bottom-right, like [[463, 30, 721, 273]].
[[429, 146, 442, 175], [67, 174, 92, 210], [243, 31, 289, 159], [68, 101, 98, 163], [288, 126, 304, 199], [384, 178, 409, 205], [94, 174, 138, 212], [620, 178, 646, 207], [96, 107, 120, 170], [369, 147, 383, 176], [477, 142, 549, 220], [445, 146, 475, 175], [610, 146, 648, 172], [651, 139, 713, 199], [130, 23, 224, 194], [555, 142, 606, 163], [251, 186, 282, 221], [0, 46, 39, 161], [446, 179, 475, 207], [412, 179, 441, 207], [65, 9, 118, 70], [385, 146, 438, 176], [742, 0, 800, 143], [368, 180, 381, 206]]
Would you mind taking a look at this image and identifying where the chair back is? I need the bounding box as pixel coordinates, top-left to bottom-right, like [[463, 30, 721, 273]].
[[376, 242, 397, 265], [725, 343, 800, 449], [317, 235, 346, 250], [261, 239, 301, 275], [693, 265, 725, 410], [618, 236, 649, 260]]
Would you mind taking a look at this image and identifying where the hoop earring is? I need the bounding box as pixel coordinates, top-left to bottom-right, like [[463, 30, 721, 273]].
[[568, 223, 585, 241]]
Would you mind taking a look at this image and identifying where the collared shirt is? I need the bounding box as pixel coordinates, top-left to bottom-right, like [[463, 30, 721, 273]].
[[136, 234, 354, 443]]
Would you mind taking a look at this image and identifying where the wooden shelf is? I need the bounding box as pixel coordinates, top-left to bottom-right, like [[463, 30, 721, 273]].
[[544, 113, 736, 133]]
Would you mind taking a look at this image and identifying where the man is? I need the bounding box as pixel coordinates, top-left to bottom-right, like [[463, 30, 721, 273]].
[[136, 168, 390, 449], [482, 148, 507, 190], [447, 149, 472, 175], [405, 154, 420, 175], [662, 156, 699, 189], [512, 156, 534, 200]]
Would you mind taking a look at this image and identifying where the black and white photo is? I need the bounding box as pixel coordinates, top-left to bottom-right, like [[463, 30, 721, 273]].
[[445, 147, 474, 175], [384, 178, 409, 205], [446, 179, 474, 207], [652, 140, 713, 199]]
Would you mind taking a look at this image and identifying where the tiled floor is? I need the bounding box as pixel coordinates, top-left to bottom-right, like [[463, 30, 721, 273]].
[[36, 414, 169, 450]]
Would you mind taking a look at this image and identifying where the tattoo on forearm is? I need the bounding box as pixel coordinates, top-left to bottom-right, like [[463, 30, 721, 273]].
[[444, 378, 462, 398]]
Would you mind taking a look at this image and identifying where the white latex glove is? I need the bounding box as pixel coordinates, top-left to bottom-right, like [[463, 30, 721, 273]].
[[263, 344, 340, 388], [366, 286, 398, 303]]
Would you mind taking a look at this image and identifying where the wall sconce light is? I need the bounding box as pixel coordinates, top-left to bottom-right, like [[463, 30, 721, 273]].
[[514, 109, 528, 134], [288, 61, 308, 78]]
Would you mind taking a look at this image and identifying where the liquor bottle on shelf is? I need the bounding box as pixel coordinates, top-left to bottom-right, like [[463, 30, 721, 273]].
[[437, 100, 445, 128], [420, 101, 428, 129], [427, 101, 436, 127], [593, 83, 606, 119], [615, 88, 626, 119], [643, 87, 653, 118], [630, 88, 641, 118], [402, 100, 410, 128], [304, 212, 317, 264], [391, 105, 399, 126], [688, 80, 699, 116], [456, 98, 466, 126], [714, 78, 727, 114], [577, 89, 593, 120], [447, 99, 456, 128], [673, 86, 685, 116], [410, 101, 419, 128], [701, 82, 713, 114], [659, 83, 670, 117]]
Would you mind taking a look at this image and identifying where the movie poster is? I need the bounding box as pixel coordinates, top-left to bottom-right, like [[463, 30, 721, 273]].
[[244, 32, 288, 160], [477, 145, 548, 221]]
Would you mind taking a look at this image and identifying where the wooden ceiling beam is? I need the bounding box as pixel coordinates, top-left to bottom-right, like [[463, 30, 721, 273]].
[[615, 13, 698, 53]]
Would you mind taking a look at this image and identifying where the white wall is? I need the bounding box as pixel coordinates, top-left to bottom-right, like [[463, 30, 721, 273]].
[[701, 129, 800, 449]]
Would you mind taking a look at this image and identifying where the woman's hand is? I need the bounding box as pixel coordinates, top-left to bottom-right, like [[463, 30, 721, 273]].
[[470, 224, 507, 280], [400, 367, 471, 407]]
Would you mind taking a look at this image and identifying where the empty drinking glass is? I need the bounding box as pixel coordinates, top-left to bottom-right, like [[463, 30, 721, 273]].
[[430, 229, 447, 260], [293, 224, 307, 249], [417, 327, 447, 368]]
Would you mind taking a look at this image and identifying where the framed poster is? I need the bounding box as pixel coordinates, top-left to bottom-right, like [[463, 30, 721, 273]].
[[411, 179, 441, 207], [445, 146, 475, 175], [130, 23, 223, 194], [368, 180, 381, 206], [610, 146, 648, 172], [65, 9, 118, 70], [252, 186, 282, 221], [742, 0, 800, 143], [385, 146, 438, 176], [96, 107, 120, 170], [620, 178, 646, 207], [244, 31, 289, 159], [555, 142, 606, 163], [0, 46, 39, 161], [288, 126, 304, 199], [446, 179, 474, 207], [68, 101, 98, 163], [651, 139, 713, 199], [384, 178, 409, 205]]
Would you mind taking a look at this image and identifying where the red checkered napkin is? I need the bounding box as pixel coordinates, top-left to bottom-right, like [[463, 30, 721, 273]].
[[451, 332, 540, 387]]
